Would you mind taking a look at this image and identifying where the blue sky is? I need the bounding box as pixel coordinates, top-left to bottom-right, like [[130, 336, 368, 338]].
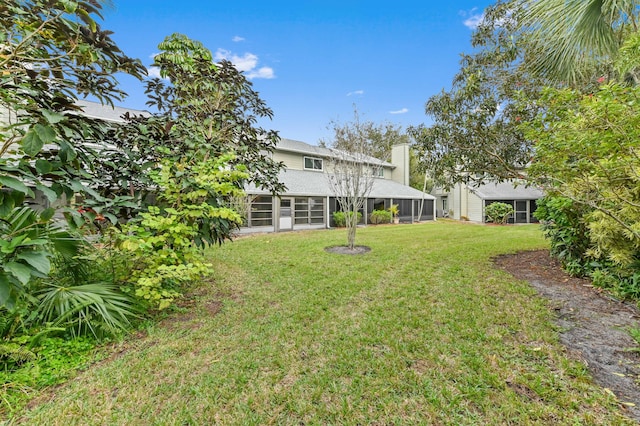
[[103, 1, 494, 145]]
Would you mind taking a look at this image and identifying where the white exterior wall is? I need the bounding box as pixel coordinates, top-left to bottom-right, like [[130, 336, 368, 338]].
[[390, 144, 409, 185], [467, 193, 484, 222], [450, 184, 461, 220], [273, 151, 307, 170]]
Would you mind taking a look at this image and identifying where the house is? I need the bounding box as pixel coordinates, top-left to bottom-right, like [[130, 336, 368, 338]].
[[432, 180, 543, 224], [2, 100, 435, 230], [242, 139, 436, 233]]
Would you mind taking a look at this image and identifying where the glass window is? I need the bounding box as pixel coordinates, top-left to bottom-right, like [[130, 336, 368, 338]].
[[372, 166, 384, 177], [304, 156, 323, 171], [294, 197, 325, 225], [250, 195, 273, 226]]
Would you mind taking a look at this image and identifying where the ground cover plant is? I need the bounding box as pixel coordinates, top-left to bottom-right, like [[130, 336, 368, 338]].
[[9, 222, 634, 424]]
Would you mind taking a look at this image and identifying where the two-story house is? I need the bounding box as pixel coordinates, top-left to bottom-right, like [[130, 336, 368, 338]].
[[243, 139, 435, 233], [3, 100, 435, 230]]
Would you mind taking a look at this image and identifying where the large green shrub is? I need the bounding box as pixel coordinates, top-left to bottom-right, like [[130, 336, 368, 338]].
[[332, 211, 362, 227], [534, 196, 593, 275], [370, 210, 392, 224], [485, 202, 514, 224]]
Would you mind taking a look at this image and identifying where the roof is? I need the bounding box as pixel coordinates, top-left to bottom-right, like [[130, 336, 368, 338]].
[[248, 169, 434, 200], [277, 138, 393, 168], [75, 100, 149, 123], [470, 181, 544, 200]]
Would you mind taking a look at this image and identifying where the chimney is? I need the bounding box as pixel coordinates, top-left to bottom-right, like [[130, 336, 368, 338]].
[[390, 143, 410, 185]]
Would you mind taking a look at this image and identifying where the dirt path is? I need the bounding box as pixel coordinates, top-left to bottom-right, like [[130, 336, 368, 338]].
[[495, 250, 640, 422]]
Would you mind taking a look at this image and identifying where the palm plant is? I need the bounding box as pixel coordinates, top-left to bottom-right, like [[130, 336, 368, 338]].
[[520, 0, 639, 85], [35, 254, 138, 338]]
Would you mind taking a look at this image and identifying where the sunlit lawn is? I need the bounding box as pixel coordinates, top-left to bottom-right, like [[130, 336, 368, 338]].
[[14, 222, 634, 424]]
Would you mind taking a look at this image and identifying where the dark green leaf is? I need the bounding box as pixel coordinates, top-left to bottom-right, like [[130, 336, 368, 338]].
[[58, 140, 77, 162], [40, 207, 56, 221], [0, 273, 15, 309], [35, 159, 54, 174], [4, 262, 33, 285], [34, 124, 56, 144], [35, 184, 58, 203], [16, 251, 51, 275], [42, 110, 65, 124], [21, 128, 44, 157], [0, 175, 33, 196]]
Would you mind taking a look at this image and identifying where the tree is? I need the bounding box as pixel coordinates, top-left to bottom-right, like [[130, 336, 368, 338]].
[[412, 0, 546, 189], [92, 33, 285, 241], [323, 108, 377, 250], [320, 120, 410, 160], [321, 119, 428, 190], [0, 0, 145, 205], [0, 0, 145, 308], [525, 82, 640, 267], [96, 34, 285, 308]]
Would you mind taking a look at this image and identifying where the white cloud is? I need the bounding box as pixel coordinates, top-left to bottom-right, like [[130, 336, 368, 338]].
[[347, 90, 364, 97], [147, 66, 165, 79], [247, 66, 275, 79], [460, 8, 484, 30], [232, 36, 245, 42], [215, 49, 258, 72], [214, 48, 275, 79], [389, 108, 409, 115]]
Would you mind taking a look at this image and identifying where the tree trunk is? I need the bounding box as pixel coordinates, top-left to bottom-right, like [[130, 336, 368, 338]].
[[347, 212, 357, 249]]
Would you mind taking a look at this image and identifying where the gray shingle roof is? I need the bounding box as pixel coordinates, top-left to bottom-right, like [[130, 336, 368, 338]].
[[248, 169, 434, 200], [278, 138, 393, 167], [470, 181, 544, 200], [75, 100, 148, 123]]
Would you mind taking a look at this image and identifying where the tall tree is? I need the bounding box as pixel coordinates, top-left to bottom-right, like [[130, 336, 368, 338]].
[[0, 0, 145, 308], [0, 0, 145, 205], [413, 0, 545, 188], [94, 33, 285, 244], [323, 108, 378, 250]]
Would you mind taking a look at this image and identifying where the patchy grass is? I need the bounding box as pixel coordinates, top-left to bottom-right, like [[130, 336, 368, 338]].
[[10, 222, 635, 424]]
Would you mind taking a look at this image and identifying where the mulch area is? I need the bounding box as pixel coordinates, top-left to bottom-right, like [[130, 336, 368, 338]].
[[495, 250, 640, 422]]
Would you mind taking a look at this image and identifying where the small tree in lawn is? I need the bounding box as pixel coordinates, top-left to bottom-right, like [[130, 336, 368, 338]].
[[324, 108, 376, 250]]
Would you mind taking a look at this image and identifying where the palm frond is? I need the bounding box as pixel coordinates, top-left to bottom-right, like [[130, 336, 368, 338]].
[[521, 0, 638, 85], [36, 282, 138, 338]]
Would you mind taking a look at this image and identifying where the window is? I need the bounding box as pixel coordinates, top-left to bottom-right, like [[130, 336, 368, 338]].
[[249, 196, 273, 227], [304, 156, 323, 171], [294, 197, 325, 225], [372, 166, 384, 177]]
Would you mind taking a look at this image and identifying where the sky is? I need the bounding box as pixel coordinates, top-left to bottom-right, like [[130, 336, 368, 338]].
[[101, 1, 495, 145]]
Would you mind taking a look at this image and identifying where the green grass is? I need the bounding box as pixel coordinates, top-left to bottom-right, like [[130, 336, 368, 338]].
[[9, 222, 635, 424]]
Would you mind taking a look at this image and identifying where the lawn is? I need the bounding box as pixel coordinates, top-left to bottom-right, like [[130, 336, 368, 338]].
[[13, 222, 634, 424]]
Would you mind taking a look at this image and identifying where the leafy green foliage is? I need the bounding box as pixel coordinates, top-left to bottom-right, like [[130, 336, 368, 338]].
[[332, 211, 362, 228], [0, 335, 97, 417], [0, 207, 85, 309], [533, 197, 593, 275], [485, 202, 514, 225], [369, 209, 392, 224], [526, 83, 640, 268], [0, 0, 145, 212], [36, 282, 136, 338], [412, 0, 545, 187], [0, 0, 144, 325], [520, 0, 638, 86], [321, 121, 409, 162]]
